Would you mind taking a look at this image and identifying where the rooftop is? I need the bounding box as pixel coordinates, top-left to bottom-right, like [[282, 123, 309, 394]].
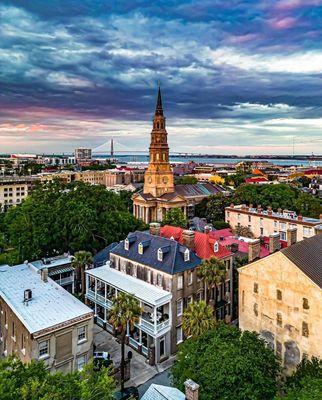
[[86, 264, 172, 306], [282, 234, 322, 288], [0, 263, 93, 335], [141, 384, 185, 400], [30, 255, 73, 271], [111, 231, 201, 274]]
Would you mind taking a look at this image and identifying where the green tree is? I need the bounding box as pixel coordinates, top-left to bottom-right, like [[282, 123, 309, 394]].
[[225, 173, 246, 188], [294, 193, 322, 219], [233, 225, 254, 238], [277, 357, 322, 400], [176, 176, 198, 184], [163, 208, 187, 228], [0, 357, 115, 400], [72, 251, 93, 295], [171, 324, 280, 400], [2, 181, 146, 263], [182, 301, 216, 338], [109, 293, 142, 392], [197, 257, 226, 304]]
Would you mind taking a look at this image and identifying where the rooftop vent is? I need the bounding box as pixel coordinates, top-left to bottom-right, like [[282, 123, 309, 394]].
[[23, 289, 32, 304]]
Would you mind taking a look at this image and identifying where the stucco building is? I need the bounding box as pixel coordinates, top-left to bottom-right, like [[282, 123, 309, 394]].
[[133, 87, 226, 223], [238, 234, 322, 372], [225, 204, 322, 241], [0, 176, 35, 211], [0, 263, 93, 373]]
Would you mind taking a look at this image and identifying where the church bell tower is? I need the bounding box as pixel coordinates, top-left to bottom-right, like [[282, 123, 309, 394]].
[[143, 85, 175, 197]]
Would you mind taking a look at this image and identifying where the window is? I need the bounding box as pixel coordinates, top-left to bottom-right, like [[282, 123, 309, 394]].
[[274, 220, 278, 228], [280, 231, 286, 241], [11, 322, 16, 341], [303, 227, 311, 237], [177, 275, 183, 290], [277, 313, 282, 327], [253, 303, 258, 316], [157, 248, 163, 262], [39, 340, 49, 358], [21, 333, 25, 350], [248, 215, 251, 223], [147, 270, 152, 283], [187, 296, 193, 305], [184, 249, 190, 262], [260, 227, 264, 236], [276, 289, 282, 301], [276, 340, 282, 358], [176, 299, 183, 316], [280, 222, 286, 231], [77, 354, 86, 371], [253, 282, 258, 293], [157, 274, 163, 286], [260, 218, 263, 226], [303, 298, 309, 310], [124, 239, 129, 250], [214, 241, 219, 253], [227, 211, 230, 218], [196, 291, 203, 302], [302, 322, 309, 337], [176, 326, 183, 344], [237, 213, 240, 221], [138, 243, 143, 254], [77, 326, 87, 343], [188, 272, 193, 286]]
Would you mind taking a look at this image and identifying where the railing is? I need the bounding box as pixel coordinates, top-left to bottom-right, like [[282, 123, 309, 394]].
[[129, 337, 139, 350], [139, 317, 170, 335], [59, 276, 74, 285], [86, 290, 113, 308], [96, 316, 105, 327], [142, 345, 148, 357]]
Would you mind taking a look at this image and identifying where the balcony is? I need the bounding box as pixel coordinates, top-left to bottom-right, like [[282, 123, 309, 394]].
[[138, 313, 170, 336], [86, 289, 113, 308]]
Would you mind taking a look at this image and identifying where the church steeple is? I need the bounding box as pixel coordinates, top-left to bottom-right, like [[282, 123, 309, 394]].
[[155, 84, 163, 116], [143, 85, 174, 197]]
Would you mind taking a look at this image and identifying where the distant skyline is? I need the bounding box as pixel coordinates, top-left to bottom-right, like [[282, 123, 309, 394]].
[[1, 0, 322, 155]]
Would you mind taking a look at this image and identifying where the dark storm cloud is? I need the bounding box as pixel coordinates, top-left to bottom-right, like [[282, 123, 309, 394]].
[[0, 0, 322, 153]]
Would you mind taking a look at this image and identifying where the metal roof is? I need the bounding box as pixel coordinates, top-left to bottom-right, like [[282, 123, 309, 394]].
[[0, 264, 92, 335], [282, 234, 322, 288], [86, 265, 171, 307], [141, 384, 185, 400]]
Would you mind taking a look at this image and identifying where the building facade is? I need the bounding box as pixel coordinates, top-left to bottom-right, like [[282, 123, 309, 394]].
[[133, 87, 226, 223], [75, 148, 92, 164], [238, 234, 322, 372], [0, 176, 35, 211], [0, 263, 93, 373], [225, 204, 322, 241]]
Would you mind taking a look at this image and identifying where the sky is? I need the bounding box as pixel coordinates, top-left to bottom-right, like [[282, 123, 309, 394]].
[[1, 0, 322, 155]]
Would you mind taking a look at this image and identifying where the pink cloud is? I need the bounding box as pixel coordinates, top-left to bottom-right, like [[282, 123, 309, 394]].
[[268, 16, 297, 29], [227, 33, 261, 44], [275, 0, 322, 11]]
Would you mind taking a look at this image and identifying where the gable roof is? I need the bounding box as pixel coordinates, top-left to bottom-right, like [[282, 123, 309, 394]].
[[281, 235, 322, 288], [110, 231, 201, 275], [175, 182, 224, 198]]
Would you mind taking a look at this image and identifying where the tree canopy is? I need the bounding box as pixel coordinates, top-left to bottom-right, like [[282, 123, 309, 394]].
[[182, 301, 216, 338], [163, 208, 187, 228], [0, 357, 115, 400], [171, 324, 280, 400], [175, 176, 198, 184], [1, 181, 146, 264]]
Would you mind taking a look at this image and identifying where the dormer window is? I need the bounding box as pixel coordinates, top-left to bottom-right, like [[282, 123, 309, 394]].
[[138, 243, 143, 255], [170, 236, 174, 240], [214, 241, 219, 253], [184, 248, 190, 262], [157, 248, 163, 262], [124, 239, 129, 250]]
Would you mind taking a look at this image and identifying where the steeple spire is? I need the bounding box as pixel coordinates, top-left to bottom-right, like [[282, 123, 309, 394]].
[[155, 83, 163, 116]]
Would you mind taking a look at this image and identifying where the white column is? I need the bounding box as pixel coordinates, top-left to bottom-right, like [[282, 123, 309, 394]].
[[154, 307, 157, 335]]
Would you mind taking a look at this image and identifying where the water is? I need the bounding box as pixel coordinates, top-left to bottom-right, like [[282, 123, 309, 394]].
[[95, 154, 321, 167]]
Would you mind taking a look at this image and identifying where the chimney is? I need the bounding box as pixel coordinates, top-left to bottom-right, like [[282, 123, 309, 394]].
[[319, 214, 322, 221], [269, 233, 280, 253], [315, 225, 322, 235], [267, 206, 273, 216], [41, 267, 48, 283], [149, 222, 161, 236], [257, 204, 262, 213], [248, 239, 261, 262], [184, 379, 199, 400], [182, 230, 195, 251], [230, 203, 234, 208], [298, 215, 303, 221], [204, 225, 211, 234], [287, 228, 297, 246], [278, 208, 282, 214]]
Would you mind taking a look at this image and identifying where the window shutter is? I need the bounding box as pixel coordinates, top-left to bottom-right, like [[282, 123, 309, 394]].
[[56, 331, 72, 361]]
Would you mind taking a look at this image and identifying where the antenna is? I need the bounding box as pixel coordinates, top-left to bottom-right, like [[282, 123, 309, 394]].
[[110, 138, 114, 157]]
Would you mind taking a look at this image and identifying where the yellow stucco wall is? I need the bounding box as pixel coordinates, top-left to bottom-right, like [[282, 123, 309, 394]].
[[239, 251, 322, 371]]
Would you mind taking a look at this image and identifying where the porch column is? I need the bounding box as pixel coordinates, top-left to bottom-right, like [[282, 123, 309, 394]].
[[154, 307, 157, 335]]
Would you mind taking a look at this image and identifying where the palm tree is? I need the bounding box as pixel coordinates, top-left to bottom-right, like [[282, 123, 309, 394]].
[[182, 300, 216, 338], [197, 257, 226, 304], [72, 250, 93, 295], [109, 292, 142, 392]]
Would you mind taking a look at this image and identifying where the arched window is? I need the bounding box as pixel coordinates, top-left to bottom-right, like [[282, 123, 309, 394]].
[[157, 122, 160, 129], [124, 238, 129, 251], [138, 243, 143, 255], [184, 248, 190, 262], [157, 248, 163, 261]]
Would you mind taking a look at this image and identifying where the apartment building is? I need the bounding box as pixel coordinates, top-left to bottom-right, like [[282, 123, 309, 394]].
[[225, 204, 322, 241], [0, 176, 35, 211], [75, 148, 92, 163], [86, 231, 204, 364], [238, 234, 322, 372], [0, 263, 93, 372]]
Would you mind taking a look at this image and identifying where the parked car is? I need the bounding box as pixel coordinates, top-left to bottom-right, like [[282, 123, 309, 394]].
[[114, 387, 139, 400], [93, 351, 113, 370]]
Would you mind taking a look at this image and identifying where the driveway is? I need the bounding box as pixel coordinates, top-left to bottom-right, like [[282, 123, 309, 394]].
[[94, 324, 174, 388]]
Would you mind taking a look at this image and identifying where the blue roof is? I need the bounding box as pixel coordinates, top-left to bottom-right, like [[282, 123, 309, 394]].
[[93, 242, 118, 267], [111, 232, 201, 275]]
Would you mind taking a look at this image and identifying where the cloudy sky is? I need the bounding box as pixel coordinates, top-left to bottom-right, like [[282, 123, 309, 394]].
[[1, 0, 322, 155]]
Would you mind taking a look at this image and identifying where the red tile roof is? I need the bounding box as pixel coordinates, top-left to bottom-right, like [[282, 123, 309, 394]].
[[245, 177, 268, 183]]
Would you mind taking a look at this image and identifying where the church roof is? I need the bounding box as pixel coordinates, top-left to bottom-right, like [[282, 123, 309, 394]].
[[175, 182, 225, 198], [155, 85, 163, 116]]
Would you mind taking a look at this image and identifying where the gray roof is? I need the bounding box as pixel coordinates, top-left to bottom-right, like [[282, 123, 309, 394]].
[[141, 384, 185, 400], [111, 231, 201, 275], [282, 234, 322, 288]]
